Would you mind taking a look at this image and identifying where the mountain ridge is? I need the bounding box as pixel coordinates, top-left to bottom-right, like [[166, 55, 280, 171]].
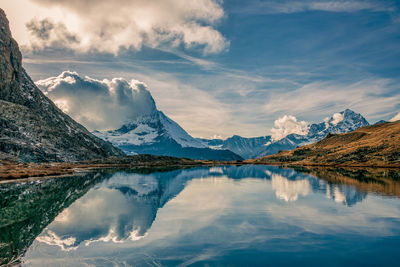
[[0, 8, 124, 162], [249, 121, 400, 167], [199, 109, 370, 159], [92, 101, 243, 161], [34, 69, 242, 161]]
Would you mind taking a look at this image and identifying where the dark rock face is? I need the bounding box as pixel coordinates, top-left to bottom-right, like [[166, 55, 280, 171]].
[[0, 9, 124, 162], [0, 171, 113, 265]]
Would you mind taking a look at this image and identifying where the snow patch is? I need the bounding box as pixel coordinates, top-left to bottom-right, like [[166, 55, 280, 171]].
[[389, 112, 400, 122], [209, 144, 223, 150], [94, 111, 206, 149], [93, 123, 158, 146]]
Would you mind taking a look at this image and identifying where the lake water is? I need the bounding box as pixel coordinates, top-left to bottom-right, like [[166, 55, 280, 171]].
[[1, 165, 400, 266]]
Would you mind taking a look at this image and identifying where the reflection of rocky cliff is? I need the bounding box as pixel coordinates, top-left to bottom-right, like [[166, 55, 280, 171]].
[[0, 171, 112, 265]]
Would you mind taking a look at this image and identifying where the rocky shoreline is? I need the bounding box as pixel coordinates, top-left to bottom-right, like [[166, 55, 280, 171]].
[[0, 154, 244, 182]]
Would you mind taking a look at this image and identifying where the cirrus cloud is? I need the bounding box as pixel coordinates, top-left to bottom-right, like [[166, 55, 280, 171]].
[[264, 79, 400, 123], [236, 0, 394, 14]]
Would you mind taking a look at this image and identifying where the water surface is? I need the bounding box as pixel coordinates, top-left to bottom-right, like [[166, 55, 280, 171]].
[[1, 165, 400, 266]]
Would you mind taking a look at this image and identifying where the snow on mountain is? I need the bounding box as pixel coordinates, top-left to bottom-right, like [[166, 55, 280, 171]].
[[389, 112, 400, 122], [304, 109, 369, 142], [197, 135, 271, 159], [35, 70, 241, 160], [201, 109, 370, 159], [91, 91, 242, 160], [158, 111, 206, 148], [93, 110, 206, 151], [261, 109, 369, 157]]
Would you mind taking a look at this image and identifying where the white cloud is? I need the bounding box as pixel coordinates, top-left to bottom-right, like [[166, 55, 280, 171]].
[[271, 174, 311, 202], [270, 115, 309, 141], [35, 70, 233, 137], [264, 79, 400, 123], [25, 18, 80, 51], [14, 0, 228, 54], [123, 72, 234, 138], [389, 112, 400, 122], [329, 112, 344, 125], [36, 71, 156, 130], [38, 174, 160, 250]]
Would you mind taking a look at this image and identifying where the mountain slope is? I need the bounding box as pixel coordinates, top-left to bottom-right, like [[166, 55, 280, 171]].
[[250, 121, 400, 167], [197, 135, 271, 159], [199, 109, 369, 159], [93, 108, 243, 161], [258, 109, 370, 157], [0, 9, 124, 162]]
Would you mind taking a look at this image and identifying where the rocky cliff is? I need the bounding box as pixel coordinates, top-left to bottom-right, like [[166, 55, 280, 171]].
[[0, 9, 124, 162]]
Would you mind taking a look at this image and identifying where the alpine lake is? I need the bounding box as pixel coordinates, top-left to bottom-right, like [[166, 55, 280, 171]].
[[1, 165, 400, 266]]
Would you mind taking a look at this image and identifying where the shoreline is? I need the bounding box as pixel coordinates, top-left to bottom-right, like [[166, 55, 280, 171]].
[[1, 158, 400, 184], [246, 161, 400, 169], [0, 159, 244, 183]]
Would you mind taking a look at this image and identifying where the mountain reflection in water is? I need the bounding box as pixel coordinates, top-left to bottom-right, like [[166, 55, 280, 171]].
[[1, 165, 399, 266]]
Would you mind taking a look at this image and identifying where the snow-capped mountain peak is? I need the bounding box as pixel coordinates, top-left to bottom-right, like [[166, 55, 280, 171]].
[[94, 110, 206, 149], [311, 109, 369, 137], [89, 79, 242, 160], [158, 111, 206, 148], [199, 109, 370, 159]]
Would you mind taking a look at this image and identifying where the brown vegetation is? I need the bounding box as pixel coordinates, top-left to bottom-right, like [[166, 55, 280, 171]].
[[0, 161, 74, 180], [248, 121, 400, 168], [0, 154, 243, 181], [292, 166, 400, 197]]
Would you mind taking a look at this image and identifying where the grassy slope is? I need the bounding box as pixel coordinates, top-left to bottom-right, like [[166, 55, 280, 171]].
[[248, 121, 400, 167]]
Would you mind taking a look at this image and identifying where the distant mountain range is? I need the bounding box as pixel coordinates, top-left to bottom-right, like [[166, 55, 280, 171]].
[[93, 106, 371, 161], [0, 9, 124, 162], [92, 105, 243, 161], [197, 135, 272, 160], [198, 109, 370, 159], [251, 120, 400, 167]]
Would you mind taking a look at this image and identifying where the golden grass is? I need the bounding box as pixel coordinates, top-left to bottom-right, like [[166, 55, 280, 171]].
[[249, 121, 400, 168]]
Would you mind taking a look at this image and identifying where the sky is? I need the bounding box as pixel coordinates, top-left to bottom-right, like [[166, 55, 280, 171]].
[[2, 0, 400, 138]]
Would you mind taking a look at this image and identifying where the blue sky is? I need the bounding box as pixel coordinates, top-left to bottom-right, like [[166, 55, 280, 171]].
[[3, 0, 400, 137]]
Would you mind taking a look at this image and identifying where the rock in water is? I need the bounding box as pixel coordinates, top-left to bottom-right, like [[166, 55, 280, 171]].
[[0, 9, 124, 162]]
